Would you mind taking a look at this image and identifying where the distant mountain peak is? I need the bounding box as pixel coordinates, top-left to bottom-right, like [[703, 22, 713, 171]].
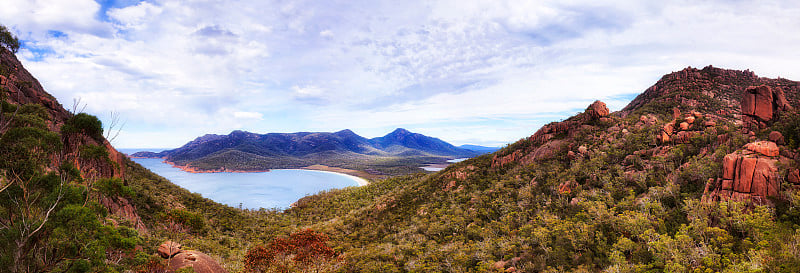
[[389, 128, 411, 135], [131, 127, 478, 171], [335, 129, 356, 135]]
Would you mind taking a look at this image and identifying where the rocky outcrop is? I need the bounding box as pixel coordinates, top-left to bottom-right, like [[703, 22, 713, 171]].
[[168, 251, 228, 273], [788, 169, 800, 184], [100, 196, 147, 232], [1, 48, 70, 129], [741, 85, 793, 128], [491, 150, 522, 168], [703, 141, 780, 205], [744, 141, 779, 157], [768, 131, 785, 145], [492, 101, 614, 169], [158, 241, 182, 258], [586, 100, 610, 119], [2, 49, 126, 177], [441, 165, 476, 191], [156, 241, 227, 273], [657, 112, 710, 144], [622, 66, 799, 125]]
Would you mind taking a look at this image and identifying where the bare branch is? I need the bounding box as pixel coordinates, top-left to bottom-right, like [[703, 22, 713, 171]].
[[70, 97, 86, 115], [28, 173, 64, 240], [0, 99, 20, 135], [104, 110, 126, 143]]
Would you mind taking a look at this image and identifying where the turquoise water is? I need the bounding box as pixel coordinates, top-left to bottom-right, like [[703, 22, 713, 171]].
[[131, 158, 359, 210]]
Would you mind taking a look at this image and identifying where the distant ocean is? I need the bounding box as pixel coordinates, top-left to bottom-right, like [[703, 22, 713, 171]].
[[118, 148, 171, 154], [125, 149, 361, 210]]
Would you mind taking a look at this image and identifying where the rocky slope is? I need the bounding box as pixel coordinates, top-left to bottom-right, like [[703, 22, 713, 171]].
[[2, 47, 228, 272], [2, 47, 132, 215], [277, 66, 800, 272]]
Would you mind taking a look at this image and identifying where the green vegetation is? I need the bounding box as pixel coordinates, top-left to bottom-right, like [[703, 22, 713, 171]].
[[774, 110, 800, 149], [0, 103, 141, 272], [179, 148, 449, 176], [0, 24, 20, 53], [62, 113, 104, 141], [4, 46, 800, 272]]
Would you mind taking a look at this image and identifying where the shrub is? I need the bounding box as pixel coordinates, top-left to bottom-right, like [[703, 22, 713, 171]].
[[245, 229, 340, 273], [95, 178, 134, 198], [62, 113, 104, 141], [168, 209, 206, 232], [80, 144, 110, 160], [774, 110, 800, 149]]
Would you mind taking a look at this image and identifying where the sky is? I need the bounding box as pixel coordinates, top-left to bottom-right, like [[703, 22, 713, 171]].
[[2, 0, 800, 148]]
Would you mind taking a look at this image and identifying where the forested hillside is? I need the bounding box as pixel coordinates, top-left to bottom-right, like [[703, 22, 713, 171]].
[[263, 66, 800, 272]]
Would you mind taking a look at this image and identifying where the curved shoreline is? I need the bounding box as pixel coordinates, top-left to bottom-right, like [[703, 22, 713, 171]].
[[139, 157, 371, 186], [155, 159, 369, 187], [289, 169, 369, 186]]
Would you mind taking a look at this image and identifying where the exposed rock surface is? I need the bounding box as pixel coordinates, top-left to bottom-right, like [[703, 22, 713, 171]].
[[492, 101, 592, 168], [768, 131, 785, 145], [657, 113, 706, 144], [703, 141, 780, 205], [789, 169, 800, 184], [100, 196, 147, 232], [744, 141, 779, 157], [622, 66, 799, 124], [741, 85, 794, 128], [586, 100, 610, 119], [167, 251, 227, 273], [2, 48, 130, 226], [156, 241, 227, 273], [0, 50, 70, 126]]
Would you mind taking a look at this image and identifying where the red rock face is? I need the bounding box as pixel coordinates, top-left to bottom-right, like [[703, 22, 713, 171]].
[[663, 122, 675, 135], [741, 85, 794, 126], [158, 241, 182, 258], [492, 101, 604, 169], [703, 141, 780, 205], [586, 100, 610, 119], [491, 150, 522, 168], [788, 169, 800, 184], [3, 50, 132, 224], [744, 141, 779, 157], [1, 50, 71, 127], [100, 196, 147, 232]]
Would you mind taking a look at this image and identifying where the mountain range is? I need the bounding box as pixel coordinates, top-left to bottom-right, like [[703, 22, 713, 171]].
[[131, 128, 483, 174]]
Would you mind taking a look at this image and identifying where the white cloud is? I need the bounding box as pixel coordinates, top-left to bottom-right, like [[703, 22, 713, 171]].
[[319, 29, 333, 38], [2, 0, 800, 148], [291, 85, 324, 98], [0, 0, 109, 36], [107, 2, 163, 29], [233, 111, 264, 120]]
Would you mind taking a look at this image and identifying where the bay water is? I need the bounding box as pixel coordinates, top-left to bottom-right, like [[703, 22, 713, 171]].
[[130, 157, 360, 210]]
